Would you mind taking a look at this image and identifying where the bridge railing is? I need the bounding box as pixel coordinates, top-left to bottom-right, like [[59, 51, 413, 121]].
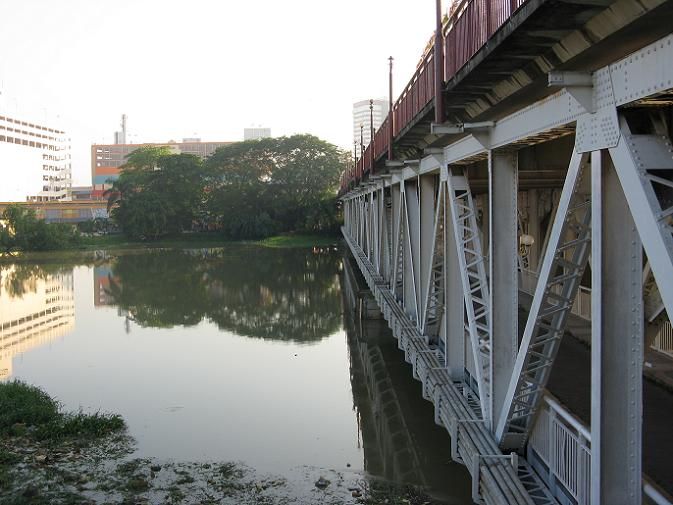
[[652, 321, 673, 358], [529, 394, 673, 505], [339, 0, 532, 194], [529, 395, 591, 505]]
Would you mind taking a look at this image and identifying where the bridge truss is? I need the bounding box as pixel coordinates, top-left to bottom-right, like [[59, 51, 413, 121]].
[[342, 33, 673, 505]]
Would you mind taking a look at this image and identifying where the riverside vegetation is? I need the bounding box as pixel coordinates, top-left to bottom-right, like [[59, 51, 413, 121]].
[[0, 135, 345, 253], [0, 381, 438, 505]]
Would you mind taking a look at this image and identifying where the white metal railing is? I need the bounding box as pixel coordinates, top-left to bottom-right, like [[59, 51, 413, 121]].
[[652, 322, 673, 358], [529, 394, 673, 505], [529, 395, 591, 505]]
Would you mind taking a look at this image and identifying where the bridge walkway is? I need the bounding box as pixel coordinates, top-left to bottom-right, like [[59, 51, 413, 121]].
[[525, 301, 673, 498]]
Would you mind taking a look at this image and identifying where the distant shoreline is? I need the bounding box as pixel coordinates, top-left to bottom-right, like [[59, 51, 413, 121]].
[[0, 232, 341, 263]]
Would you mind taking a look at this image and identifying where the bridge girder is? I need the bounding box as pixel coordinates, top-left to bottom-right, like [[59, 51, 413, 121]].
[[342, 32, 673, 505]]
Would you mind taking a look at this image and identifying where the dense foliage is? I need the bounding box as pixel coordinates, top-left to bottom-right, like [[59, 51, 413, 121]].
[[107, 135, 345, 240], [0, 205, 81, 253]]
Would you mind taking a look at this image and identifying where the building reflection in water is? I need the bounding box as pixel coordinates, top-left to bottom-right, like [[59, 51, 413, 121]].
[[0, 265, 75, 379], [342, 251, 472, 503]]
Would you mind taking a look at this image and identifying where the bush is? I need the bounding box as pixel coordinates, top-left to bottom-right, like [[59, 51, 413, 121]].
[[0, 205, 82, 252]]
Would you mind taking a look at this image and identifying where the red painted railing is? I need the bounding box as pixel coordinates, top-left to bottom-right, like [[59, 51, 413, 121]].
[[340, 0, 528, 194]]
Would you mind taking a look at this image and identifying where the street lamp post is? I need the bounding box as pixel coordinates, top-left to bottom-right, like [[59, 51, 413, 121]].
[[434, 0, 444, 124], [360, 124, 364, 160], [388, 56, 394, 161], [369, 99, 375, 173]]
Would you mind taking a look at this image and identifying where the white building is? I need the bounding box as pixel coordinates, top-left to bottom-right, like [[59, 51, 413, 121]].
[[0, 113, 72, 202], [353, 99, 389, 149], [243, 127, 271, 141]]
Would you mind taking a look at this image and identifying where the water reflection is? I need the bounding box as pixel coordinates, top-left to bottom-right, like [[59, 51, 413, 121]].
[[98, 247, 342, 341], [0, 264, 75, 379], [342, 253, 472, 503]]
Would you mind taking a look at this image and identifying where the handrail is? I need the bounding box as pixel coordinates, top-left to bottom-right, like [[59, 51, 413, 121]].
[[339, 0, 533, 194]]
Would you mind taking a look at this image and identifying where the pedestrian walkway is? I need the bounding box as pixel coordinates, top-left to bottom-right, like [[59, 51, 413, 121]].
[[519, 291, 673, 497]]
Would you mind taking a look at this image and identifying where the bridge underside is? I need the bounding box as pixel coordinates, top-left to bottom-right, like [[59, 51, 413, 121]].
[[342, 22, 673, 505]]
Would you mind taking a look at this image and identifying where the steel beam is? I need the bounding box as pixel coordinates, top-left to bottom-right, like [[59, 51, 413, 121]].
[[591, 150, 643, 505], [489, 151, 519, 423]]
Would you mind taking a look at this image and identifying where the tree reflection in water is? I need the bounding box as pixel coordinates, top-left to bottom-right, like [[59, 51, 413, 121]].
[[103, 247, 342, 342], [1, 263, 71, 299]]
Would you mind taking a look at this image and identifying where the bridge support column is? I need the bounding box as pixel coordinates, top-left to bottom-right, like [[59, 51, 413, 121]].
[[420, 174, 436, 326], [444, 170, 465, 378], [405, 180, 420, 322], [489, 151, 519, 424], [391, 182, 402, 294], [591, 150, 643, 505]]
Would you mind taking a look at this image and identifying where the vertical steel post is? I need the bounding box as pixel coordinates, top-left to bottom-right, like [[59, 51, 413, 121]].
[[369, 99, 375, 173], [388, 56, 394, 161], [420, 174, 436, 325], [354, 140, 358, 167], [443, 167, 465, 377], [591, 150, 643, 505], [405, 180, 420, 322], [434, 0, 444, 124], [489, 151, 519, 426]]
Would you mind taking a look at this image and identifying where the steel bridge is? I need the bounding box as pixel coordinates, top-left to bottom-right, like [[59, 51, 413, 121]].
[[339, 0, 673, 503]]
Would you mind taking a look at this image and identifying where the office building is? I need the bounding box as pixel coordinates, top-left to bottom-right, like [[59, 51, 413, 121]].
[[91, 139, 232, 194], [0, 113, 72, 202], [352, 99, 389, 148], [243, 127, 271, 141]]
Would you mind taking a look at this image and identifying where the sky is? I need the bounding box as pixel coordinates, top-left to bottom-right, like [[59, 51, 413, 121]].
[[0, 0, 440, 186]]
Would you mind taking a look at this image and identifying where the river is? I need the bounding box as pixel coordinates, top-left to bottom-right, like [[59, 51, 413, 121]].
[[0, 245, 471, 503]]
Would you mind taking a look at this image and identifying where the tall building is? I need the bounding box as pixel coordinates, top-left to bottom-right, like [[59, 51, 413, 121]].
[[243, 127, 271, 141], [0, 113, 72, 202], [91, 139, 232, 194], [352, 99, 389, 149]]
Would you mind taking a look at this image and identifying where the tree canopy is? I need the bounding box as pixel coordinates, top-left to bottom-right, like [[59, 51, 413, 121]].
[[107, 135, 345, 240]]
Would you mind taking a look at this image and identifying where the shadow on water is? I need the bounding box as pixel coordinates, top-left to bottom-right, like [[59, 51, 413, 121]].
[[98, 246, 342, 342], [341, 251, 473, 504]]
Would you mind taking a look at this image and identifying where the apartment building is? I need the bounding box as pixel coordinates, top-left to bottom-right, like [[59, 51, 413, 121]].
[[91, 139, 232, 194], [0, 114, 72, 202]]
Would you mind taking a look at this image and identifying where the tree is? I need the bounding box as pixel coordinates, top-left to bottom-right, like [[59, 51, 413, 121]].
[[107, 148, 206, 239], [206, 135, 345, 238]]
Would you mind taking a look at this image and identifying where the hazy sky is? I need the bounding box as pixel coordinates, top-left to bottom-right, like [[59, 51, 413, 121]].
[[0, 0, 439, 185]]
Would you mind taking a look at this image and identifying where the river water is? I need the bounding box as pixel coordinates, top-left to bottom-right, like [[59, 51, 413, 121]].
[[0, 246, 471, 503]]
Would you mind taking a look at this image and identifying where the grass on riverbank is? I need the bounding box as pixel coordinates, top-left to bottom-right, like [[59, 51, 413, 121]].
[[0, 381, 125, 443], [257, 234, 339, 248], [0, 232, 341, 263]]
